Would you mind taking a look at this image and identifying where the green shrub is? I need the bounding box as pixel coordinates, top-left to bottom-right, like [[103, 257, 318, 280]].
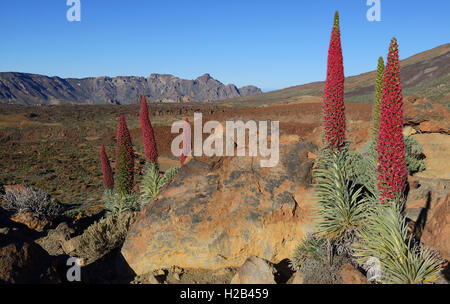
[[345, 147, 377, 196], [103, 189, 139, 215], [140, 162, 179, 205], [353, 200, 444, 284], [345, 136, 425, 194], [404, 136, 426, 174], [290, 234, 326, 270], [73, 211, 136, 261], [314, 148, 371, 253]]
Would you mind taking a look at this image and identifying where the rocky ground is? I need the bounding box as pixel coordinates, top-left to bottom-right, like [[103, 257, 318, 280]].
[[0, 95, 448, 284]]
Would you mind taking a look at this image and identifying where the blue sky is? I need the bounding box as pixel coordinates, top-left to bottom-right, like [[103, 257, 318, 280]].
[[0, 1, 449, 91]]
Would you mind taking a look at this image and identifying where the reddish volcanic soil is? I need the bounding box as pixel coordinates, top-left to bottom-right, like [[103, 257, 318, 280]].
[[127, 103, 374, 155], [0, 102, 373, 207]]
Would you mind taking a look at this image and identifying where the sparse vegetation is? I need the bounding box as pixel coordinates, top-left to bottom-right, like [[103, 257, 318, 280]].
[[372, 56, 385, 145], [140, 96, 158, 164], [73, 211, 137, 261], [100, 144, 114, 190], [140, 162, 179, 205], [314, 147, 371, 255], [292, 23, 445, 285], [2, 186, 64, 221], [404, 136, 426, 174], [377, 38, 407, 203], [345, 144, 378, 195], [353, 200, 444, 284], [115, 115, 135, 195], [1, 9, 448, 285], [345, 136, 425, 194], [322, 11, 346, 149], [103, 189, 140, 215], [290, 234, 326, 270]]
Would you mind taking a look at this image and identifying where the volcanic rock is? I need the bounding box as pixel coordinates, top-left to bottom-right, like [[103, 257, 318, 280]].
[[421, 195, 450, 261], [122, 133, 317, 275], [230, 256, 277, 284]]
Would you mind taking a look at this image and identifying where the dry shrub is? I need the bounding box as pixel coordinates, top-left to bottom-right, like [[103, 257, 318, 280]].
[[73, 212, 136, 262], [2, 186, 63, 221]]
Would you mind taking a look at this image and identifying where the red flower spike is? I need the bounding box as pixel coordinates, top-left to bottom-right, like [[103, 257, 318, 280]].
[[322, 11, 346, 149], [376, 38, 407, 203], [115, 115, 135, 195], [100, 144, 114, 190], [140, 95, 158, 164]]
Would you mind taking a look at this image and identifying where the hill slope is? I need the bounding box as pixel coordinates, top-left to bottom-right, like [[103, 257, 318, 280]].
[[222, 43, 450, 107], [0, 73, 262, 105]]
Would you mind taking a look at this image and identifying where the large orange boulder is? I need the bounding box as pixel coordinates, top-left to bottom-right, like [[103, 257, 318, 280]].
[[421, 195, 450, 261], [122, 134, 317, 275]]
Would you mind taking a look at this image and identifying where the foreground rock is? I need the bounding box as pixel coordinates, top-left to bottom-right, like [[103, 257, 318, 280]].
[[122, 133, 317, 275], [421, 195, 450, 261], [0, 234, 62, 283], [35, 223, 75, 256], [231, 256, 277, 284], [412, 134, 450, 180], [10, 211, 51, 232], [340, 263, 368, 284], [404, 95, 450, 134]]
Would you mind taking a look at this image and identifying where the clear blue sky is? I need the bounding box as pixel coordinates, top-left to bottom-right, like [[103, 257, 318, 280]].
[[0, 1, 449, 91]]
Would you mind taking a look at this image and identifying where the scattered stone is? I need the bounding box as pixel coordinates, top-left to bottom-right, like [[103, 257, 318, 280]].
[[340, 263, 368, 284], [403, 126, 417, 136], [10, 211, 51, 232], [35, 222, 75, 256], [231, 256, 277, 284], [172, 266, 184, 274], [0, 227, 10, 235], [148, 274, 162, 284]]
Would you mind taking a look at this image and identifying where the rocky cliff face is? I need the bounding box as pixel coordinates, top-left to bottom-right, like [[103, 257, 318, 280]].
[[0, 72, 262, 105]]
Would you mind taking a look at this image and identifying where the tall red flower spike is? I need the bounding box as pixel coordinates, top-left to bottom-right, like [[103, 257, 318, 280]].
[[322, 11, 346, 149], [377, 38, 407, 203], [180, 118, 191, 165], [140, 95, 158, 163], [100, 144, 114, 190], [115, 115, 135, 195]]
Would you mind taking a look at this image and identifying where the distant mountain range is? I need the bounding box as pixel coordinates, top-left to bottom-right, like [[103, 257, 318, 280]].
[[222, 43, 450, 107], [2, 43, 449, 107], [0, 72, 262, 105]]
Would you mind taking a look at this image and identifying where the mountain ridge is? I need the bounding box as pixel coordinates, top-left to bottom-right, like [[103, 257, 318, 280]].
[[0, 72, 262, 105], [220, 43, 450, 107]]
